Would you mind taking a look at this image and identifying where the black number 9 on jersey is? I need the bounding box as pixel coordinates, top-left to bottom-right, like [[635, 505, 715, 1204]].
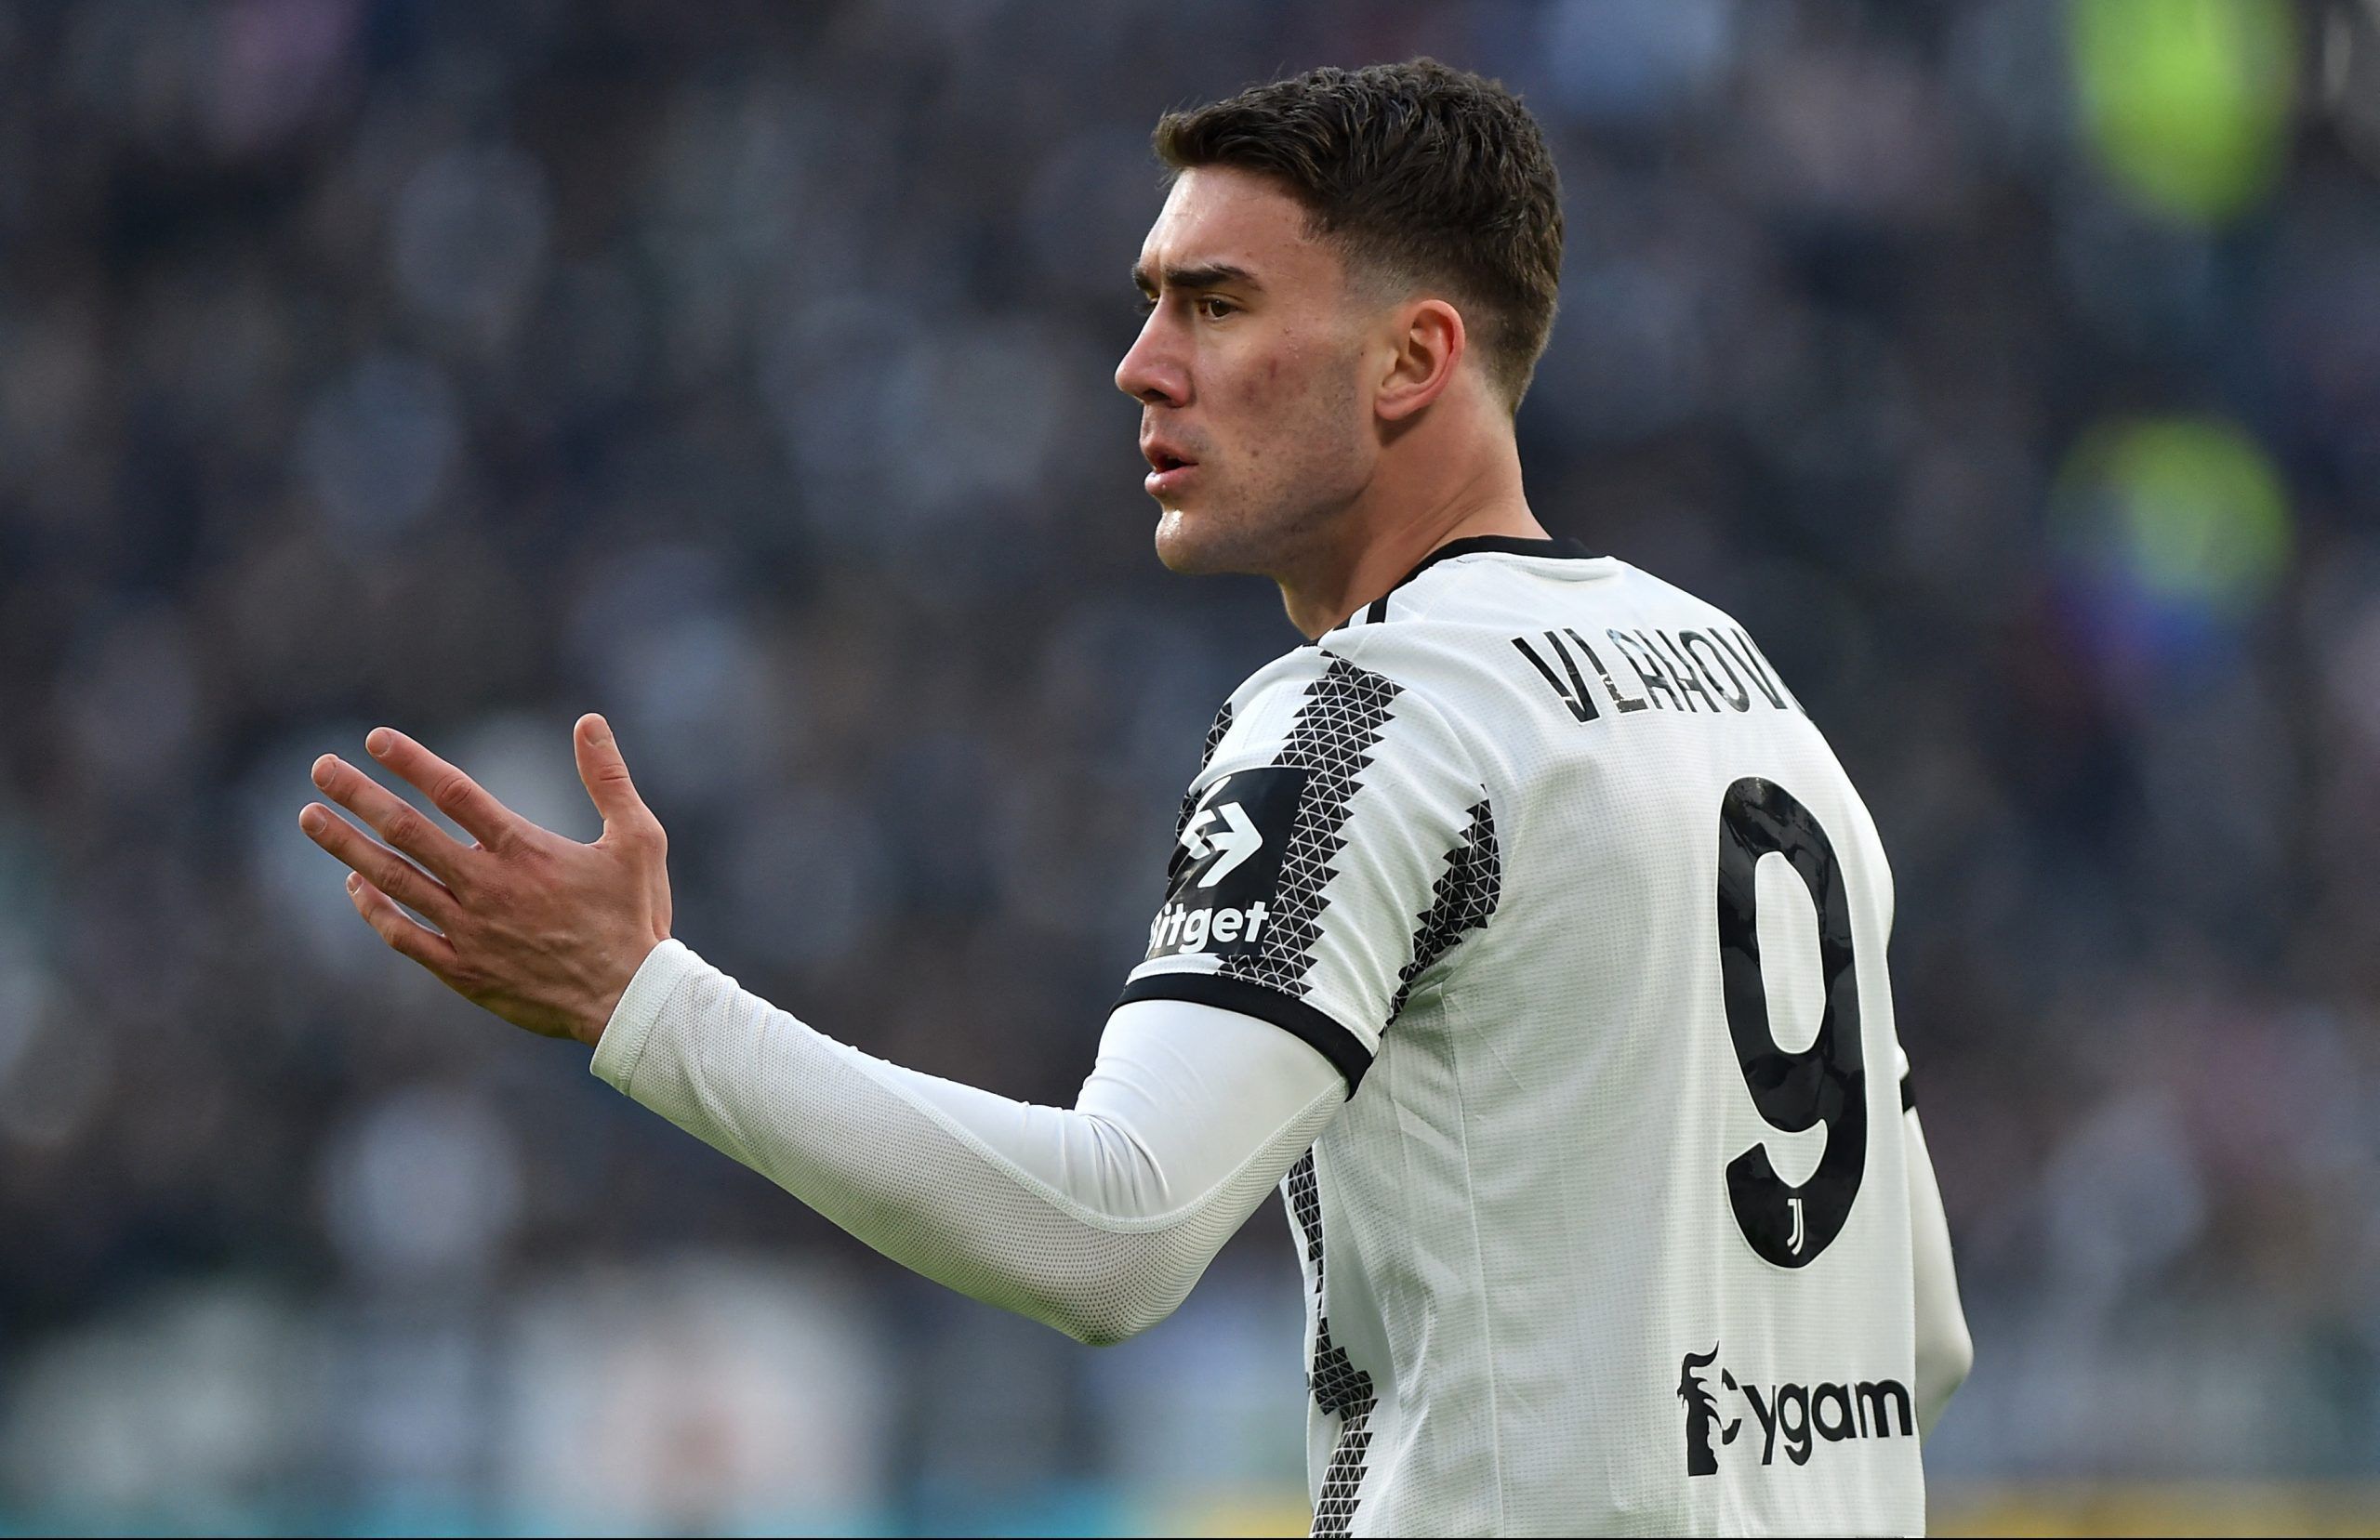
[[1715, 777, 1867, 1268]]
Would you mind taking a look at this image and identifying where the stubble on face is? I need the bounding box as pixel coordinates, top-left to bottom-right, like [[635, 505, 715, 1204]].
[[1126, 170, 1381, 582], [1152, 345, 1368, 578]]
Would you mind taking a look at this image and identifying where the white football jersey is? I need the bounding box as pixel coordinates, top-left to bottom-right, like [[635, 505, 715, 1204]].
[[1120, 537, 1924, 1536]]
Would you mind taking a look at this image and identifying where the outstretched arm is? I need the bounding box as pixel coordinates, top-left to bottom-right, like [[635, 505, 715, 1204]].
[[298, 717, 1344, 1343], [596, 946, 1342, 1342]]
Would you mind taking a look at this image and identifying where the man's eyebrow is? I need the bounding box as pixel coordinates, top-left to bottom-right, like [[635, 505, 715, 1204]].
[[1131, 262, 1263, 295]]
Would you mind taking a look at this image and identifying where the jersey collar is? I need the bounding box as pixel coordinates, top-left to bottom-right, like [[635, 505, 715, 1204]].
[[1319, 534, 1602, 638], [1388, 533, 1601, 597]]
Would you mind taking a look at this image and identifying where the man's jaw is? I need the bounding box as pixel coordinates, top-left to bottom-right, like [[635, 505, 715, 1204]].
[[1153, 501, 1263, 577]]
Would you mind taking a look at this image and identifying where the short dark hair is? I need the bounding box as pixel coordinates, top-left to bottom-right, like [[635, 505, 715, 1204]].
[[1154, 59, 1564, 410]]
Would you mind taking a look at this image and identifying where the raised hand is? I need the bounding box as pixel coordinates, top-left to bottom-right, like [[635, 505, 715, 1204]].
[[298, 714, 673, 1046]]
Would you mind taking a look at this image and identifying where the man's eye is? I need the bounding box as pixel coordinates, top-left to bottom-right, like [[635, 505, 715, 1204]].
[[1135, 295, 1157, 318], [1197, 296, 1236, 321]]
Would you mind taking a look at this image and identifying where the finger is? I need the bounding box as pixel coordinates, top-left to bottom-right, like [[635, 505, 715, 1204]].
[[365, 728, 523, 852], [311, 754, 472, 885], [300, 802, 457, 923], [573, 714, 660, 842], [347, 872, 461, 976]]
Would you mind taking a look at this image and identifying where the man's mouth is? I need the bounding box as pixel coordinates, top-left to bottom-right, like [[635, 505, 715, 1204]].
[[1144, 443, 1200, 496]]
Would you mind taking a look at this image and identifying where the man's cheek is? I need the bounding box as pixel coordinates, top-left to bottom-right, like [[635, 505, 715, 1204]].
[[1216, 331, 1305, 407], [1252, 338, 1316, 402], [1226, 362, 1313, 460]]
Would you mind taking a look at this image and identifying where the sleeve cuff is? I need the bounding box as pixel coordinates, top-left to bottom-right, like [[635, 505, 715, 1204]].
[[590, 937, 702, 1096], [1115, 972, 1375, 1093]]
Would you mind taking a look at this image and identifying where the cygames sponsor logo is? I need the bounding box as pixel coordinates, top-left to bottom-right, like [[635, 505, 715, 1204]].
[[1677, 1344, 1911, 1476]]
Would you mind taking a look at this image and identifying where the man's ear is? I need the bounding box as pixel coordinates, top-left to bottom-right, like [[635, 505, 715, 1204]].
[[1375, 297, 1467, 423]]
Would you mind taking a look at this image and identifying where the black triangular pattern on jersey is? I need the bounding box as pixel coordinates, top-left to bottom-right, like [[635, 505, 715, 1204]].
[[1219, 656, 1401, 997], [1203, 700, 1236, 763], [1288, 1151, 1376, 1538], [1171, 701, 1236, 843], [1386, 797, 1501, 1023]]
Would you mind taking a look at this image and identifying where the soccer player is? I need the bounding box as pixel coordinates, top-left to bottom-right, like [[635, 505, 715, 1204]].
[[298, 60, 1971, 1535]]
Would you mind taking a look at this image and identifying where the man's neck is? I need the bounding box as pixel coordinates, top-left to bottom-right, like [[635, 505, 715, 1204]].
[[1279, 436, 1547, 639]]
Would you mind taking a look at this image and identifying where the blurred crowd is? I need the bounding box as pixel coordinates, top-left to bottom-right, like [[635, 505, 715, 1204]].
[[4, 0, 2380, 1525]]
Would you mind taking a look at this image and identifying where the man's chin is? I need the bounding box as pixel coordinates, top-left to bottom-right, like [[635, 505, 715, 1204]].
[[1152, 505, 1242, 575]]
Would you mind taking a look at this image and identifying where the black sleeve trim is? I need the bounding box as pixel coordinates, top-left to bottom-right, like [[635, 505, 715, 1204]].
[[1117, 973, 1374, 1092], [1900, 1069, 1916, 1112]]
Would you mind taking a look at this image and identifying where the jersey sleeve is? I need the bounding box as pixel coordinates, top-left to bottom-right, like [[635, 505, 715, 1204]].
[[1117, 646, 1501, 1092], [589, 941, 1344, 1346]]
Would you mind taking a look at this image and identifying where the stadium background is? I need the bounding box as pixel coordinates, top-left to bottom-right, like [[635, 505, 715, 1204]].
[[0, 0, 2375, 1533]]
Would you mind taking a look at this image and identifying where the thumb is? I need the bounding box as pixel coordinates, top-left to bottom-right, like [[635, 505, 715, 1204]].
[[573, 714, 654, 836]]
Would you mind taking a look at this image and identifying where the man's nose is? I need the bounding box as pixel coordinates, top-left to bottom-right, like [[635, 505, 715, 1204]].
[[1116, 315, 1188, 407]]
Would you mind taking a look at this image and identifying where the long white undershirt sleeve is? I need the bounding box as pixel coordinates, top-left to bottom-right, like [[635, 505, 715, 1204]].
[[589, 939, 1348, 1345], [1905, 1105, 1974, 1437]]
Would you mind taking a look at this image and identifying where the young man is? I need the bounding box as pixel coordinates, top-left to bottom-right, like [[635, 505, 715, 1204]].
[[300, 61, 1970, 1536]]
